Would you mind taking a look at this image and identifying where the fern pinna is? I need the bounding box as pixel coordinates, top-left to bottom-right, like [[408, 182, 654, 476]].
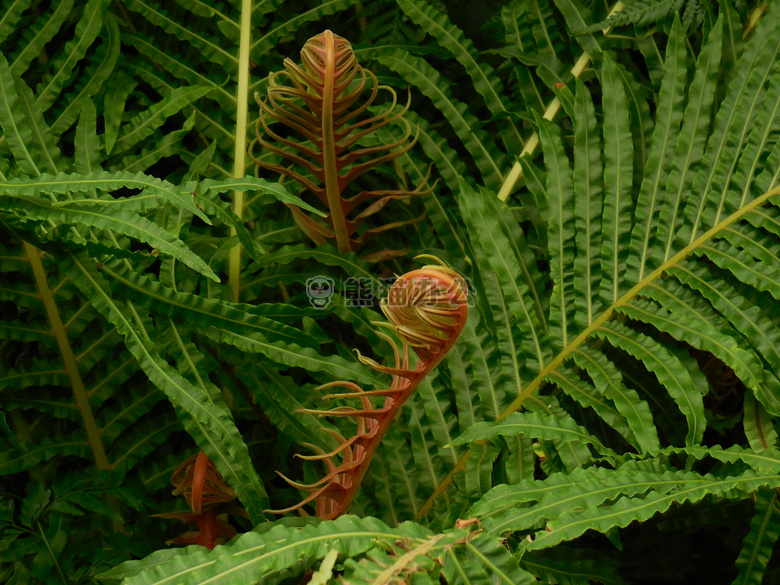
[[270, 259, 468, 520], [251, 30, 430, 257]]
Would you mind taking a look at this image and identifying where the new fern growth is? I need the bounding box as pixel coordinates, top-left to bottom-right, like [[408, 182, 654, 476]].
[[156, 452, 248, 549], [250, 30, 431, 255], [270, 258, 468, 520]]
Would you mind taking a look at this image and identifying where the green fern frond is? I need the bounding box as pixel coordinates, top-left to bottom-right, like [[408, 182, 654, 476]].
[[34, 0, 109, 112], [1, 196, 219, 281], [523, 469, 780, 551], [0, 0, 32, 45], [3, 0, 780, 581], [123, 0, 238, 71], [64, 253, 269, 523], [732, 488, 780, 585], [376, 48, 505, 190], [0, 53, 61, 175], [0, 431, 92, 475], [417, 7, 780, 532], [6, 0, 74, 76], [110, 85, 212, 154], [576, 0, 683, 34], [99, 514, 534, 585], [397, 0, 524, 152], [449, 411, 613, 455], [51, 15, 121, 139]]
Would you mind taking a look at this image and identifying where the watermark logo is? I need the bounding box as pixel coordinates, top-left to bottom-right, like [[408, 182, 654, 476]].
[[343, 276, 396, 308], [306, 276, 335, 309], [305, 275, 475, 309]]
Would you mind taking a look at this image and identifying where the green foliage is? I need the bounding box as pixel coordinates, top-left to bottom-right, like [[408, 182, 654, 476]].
[[2, 0, 780, 583]]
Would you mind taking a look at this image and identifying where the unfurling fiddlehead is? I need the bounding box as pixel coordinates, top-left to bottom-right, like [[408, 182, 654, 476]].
[[156, 452, 248, 549], [269, 259, 468, 520], [250, 30, 431, 257]]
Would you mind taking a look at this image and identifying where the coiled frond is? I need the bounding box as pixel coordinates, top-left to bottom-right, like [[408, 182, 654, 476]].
[[268, 259, 468, 520]]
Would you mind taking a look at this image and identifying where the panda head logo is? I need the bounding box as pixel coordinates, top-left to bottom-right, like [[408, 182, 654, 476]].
[[306, 276, 335, 309]]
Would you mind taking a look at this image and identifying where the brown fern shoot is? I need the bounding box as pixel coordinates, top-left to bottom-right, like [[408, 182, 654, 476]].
[[250, 30, 431, 255], [268, 258, 469, 520]]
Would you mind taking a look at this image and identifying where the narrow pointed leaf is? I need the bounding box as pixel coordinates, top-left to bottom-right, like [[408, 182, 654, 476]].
[[572, 78, 603, 328], [628, 15, 687, 283], [599, 52, 634, 305], [450, 411, 611, 455], [1, 196, 219, 282], [535, 112, 575, 350], [732, 489, 780, 585]]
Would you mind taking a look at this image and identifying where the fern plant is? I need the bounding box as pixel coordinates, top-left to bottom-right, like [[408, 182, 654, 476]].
[[251, 30, 430, 257], [3, 0, 780, 584]]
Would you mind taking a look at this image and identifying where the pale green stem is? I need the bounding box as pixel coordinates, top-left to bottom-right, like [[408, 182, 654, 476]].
[[23, 241, 111, 472], [229, 0, 253, 302], [497, 1, 625, 202], [369, 534, 446, 585]]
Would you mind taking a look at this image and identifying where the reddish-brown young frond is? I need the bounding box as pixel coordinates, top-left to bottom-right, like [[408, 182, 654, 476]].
[[156, 452, 248, 549], [249, 30, 432, 257], [267, 259, 468, 520]]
